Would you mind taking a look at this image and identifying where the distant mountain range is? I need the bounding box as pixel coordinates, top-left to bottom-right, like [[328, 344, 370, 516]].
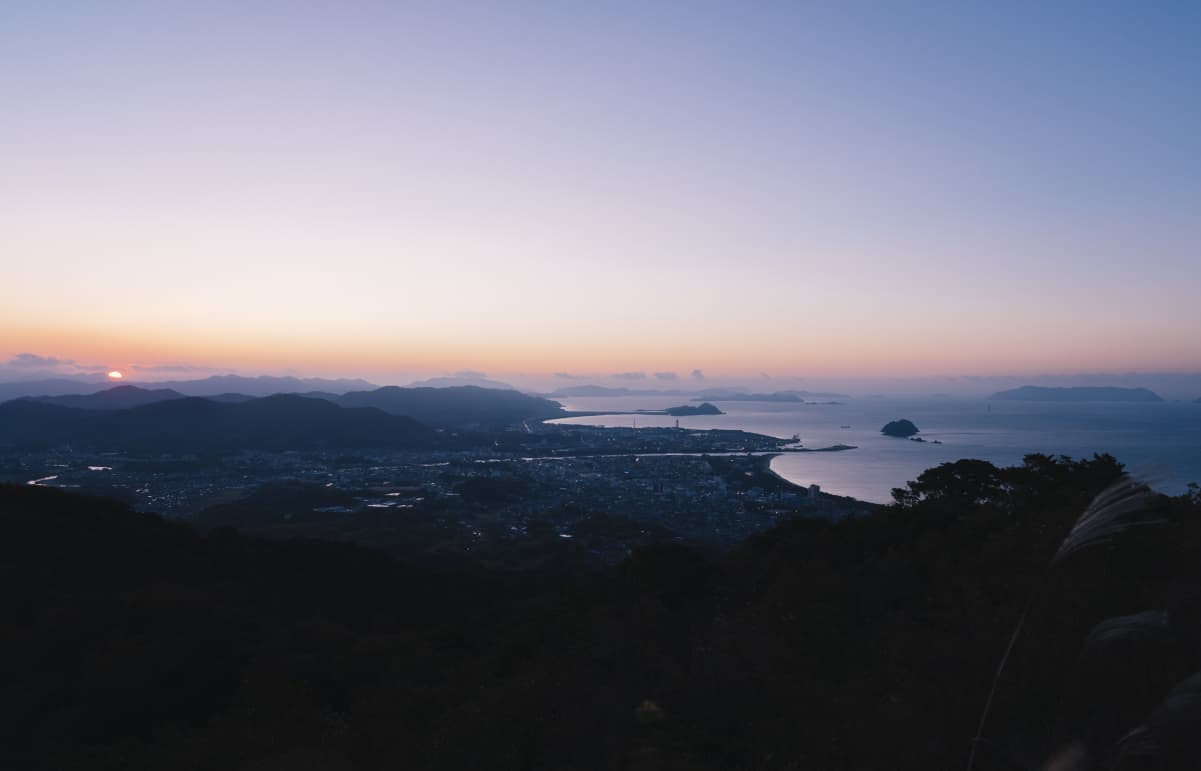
[[0, 375, 378, 401], [694, 391, 802, 402], [24, 387, 265, 410], [165, 375, 379, 396], [0, 394, 433, 452], [692, 389, 850, 402], [546, 385, 688, 397], [546, 385, 851, 400], [406, 376, 516, 390], [0, 379, 111, 403], [26, 385, 189, 410], [989, 386, 1164, 402]]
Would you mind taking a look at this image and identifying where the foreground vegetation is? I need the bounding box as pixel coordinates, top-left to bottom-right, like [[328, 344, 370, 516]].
[[2, 454, 1199, 770]]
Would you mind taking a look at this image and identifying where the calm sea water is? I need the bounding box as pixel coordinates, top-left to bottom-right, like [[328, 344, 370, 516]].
[[550, 395, 1201, 503]]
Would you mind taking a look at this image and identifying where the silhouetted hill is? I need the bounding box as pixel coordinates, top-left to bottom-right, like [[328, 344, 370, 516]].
[[990, 385, 1164, 402], [202, 392, 257, 403], [23, 384, 186, 410], [337, 385, 565, 428], [3, 456, 1199, 770], [0, 400, 102, 442], [288, 390, 343, 402], [0, 394, 434, 451]]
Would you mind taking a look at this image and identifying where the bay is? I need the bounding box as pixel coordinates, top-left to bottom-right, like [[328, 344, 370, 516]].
[[550, 395, 1201, 503]]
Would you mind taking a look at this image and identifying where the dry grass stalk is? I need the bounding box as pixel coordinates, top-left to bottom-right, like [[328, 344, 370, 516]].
[[968, 475, 1161, 771]]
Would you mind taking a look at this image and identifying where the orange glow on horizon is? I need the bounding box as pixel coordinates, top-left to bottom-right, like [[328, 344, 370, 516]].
[[4, 318, 1199, 385]]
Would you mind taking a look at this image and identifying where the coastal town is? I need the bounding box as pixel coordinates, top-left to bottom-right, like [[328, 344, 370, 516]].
[[2, 423, 871, 569]]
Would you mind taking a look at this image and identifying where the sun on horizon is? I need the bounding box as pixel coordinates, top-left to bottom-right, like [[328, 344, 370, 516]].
[[107, 371, 124, 381]]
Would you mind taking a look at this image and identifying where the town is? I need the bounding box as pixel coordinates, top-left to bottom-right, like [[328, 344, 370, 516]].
[[2, 423, 870, 570]]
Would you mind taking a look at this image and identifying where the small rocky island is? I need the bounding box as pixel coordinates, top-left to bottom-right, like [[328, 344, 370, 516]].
[[881, 419, 919, 438]]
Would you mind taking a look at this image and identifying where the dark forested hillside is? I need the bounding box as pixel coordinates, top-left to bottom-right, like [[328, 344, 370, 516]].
[[336, 385, 565, 428], [3, 456, 1200, 770], [0, 386, 567, 451], [0, 394, 434, 451]]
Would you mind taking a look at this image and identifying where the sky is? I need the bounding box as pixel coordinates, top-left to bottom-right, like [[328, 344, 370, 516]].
[[2, 0, 1199, 388]]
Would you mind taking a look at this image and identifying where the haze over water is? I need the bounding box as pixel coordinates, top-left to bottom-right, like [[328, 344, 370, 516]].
[[553, 396, 1201, 503]]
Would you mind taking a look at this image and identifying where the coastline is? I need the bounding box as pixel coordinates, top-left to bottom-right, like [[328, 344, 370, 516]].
[[541, 414, 866, 507], [758, 453, 877, 513], [542, 415, 857, 454]]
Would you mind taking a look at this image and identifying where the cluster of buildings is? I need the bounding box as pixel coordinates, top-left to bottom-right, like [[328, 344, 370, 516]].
[[2, 424, 871, 565]]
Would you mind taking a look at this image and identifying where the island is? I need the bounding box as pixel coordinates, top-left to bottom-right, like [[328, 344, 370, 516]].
[[881, 419, 919, 438], [989, 386, 1164, 403], [664, 402, 723, 416], [559, 403, 725, 419]]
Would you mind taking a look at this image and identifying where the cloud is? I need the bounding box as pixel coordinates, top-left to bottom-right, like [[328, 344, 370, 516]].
[[553, 372, 582, 379], [8, 353, 72, 368], [453, 369, 487, 378], [760, 372, 772, 380], [690, 369, 705, 381], [653, 371, 678, 381], [612, 371, 647, 381], [1, 352, 111, 379], [131, 363, 207, 373]]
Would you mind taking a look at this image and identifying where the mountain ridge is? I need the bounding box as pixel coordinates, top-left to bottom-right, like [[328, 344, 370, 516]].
[[0, 374, 378, 401], [25, 385, 187, 410]]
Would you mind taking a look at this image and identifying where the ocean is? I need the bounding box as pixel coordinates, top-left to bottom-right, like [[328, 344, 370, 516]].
[[549, 395, 1201, 504]]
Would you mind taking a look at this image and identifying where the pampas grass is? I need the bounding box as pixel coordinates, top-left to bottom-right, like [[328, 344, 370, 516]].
[[1036, 611, 1173, 770], [1052, 476, 1161, 564], [1081, 610, 1169, 651], [1116, 670, 1201, 764], [967, 475, 1160, 771]]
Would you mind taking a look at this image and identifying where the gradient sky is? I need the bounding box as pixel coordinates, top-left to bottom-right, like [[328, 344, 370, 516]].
[[2, 1, 1199, 385]]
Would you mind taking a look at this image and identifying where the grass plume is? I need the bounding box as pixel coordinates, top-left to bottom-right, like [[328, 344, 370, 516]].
[[1052, 476, 1161, 564], [967, 474, 1160, 771], [1116, 670, 1201, 764]]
